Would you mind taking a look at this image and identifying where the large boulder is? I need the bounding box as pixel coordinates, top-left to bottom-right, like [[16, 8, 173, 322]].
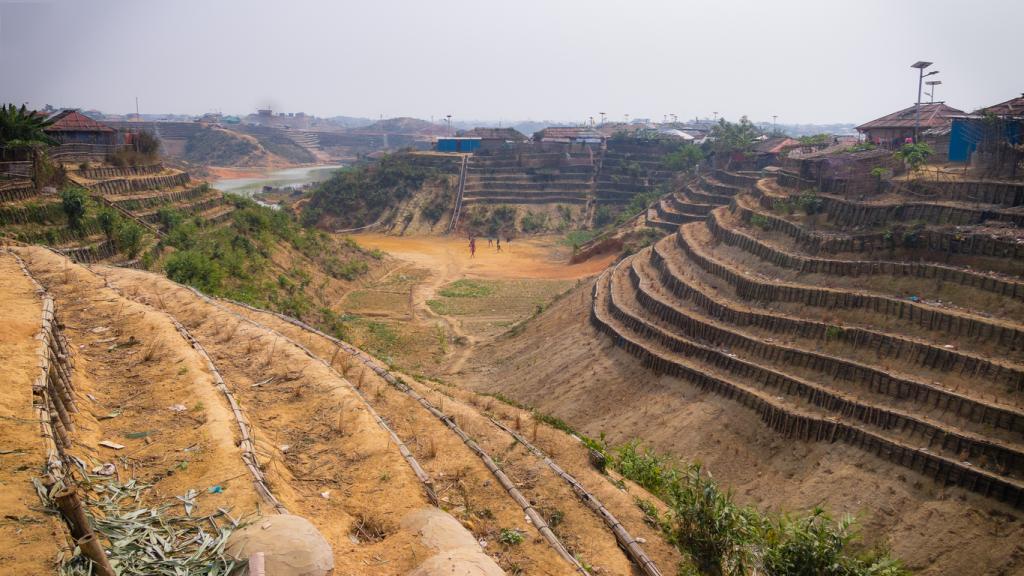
[[227, 514, 333, 576]]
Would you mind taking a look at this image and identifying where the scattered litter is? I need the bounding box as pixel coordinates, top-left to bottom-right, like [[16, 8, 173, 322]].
[[124, 430, 154, 439], [478, 539, 488, 548], [320, 490, 331, 500], [95, 337, 116, 344], [92, 463, 116, 476], [262, 521, 272, 530], [169, 404, 187, 413], [907, 295, 920, 302], [86, 393, 97, 402], [279, 444, 290, 453], [97, 410, 121, 420], [90, 326, 110, 333], [0, 448, 25, 455], [208, 485, 224, 494], [944, 344, 956, 349], [636, 537, 647, 544], [98, 440, 125, 450]]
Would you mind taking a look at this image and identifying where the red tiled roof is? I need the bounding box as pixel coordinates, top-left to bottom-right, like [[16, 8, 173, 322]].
[[754, 137, 800, 154], [980, 94, 1024, 119], [44, 110, 115, 133], [856, 103, 963, 132]]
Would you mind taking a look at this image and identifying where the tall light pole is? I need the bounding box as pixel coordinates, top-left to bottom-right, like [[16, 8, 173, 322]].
[[911, 61, 939, 142], [926, 80, 942, 103], [772, 115, 777, 133], [599, 111, 606, 125], [445, 114, 452, 137]]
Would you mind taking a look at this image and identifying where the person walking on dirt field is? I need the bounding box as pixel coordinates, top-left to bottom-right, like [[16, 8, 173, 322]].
[[495, 237, 502, 253], [469, 236, 476, 258]]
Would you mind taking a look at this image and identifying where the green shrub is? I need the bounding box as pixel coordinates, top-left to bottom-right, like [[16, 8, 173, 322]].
[[893, 142, 933, 172], [594, 205, 616, 227], [60, 186, 89, 230], [114, 220, 145, 259], [325, 257, 369, 281], [749, 214, 770, 229], [662, 143, 704, 172], [164, 250, 224, 292], [795, 191, 822, 215], [499, 528, 524, 546], [520, 211, 548, 234]]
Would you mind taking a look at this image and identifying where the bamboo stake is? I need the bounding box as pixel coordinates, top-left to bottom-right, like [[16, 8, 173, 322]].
[[75, 533, 115, 576]]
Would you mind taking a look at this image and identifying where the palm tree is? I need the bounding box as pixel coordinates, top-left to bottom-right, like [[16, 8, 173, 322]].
[[0, 104, 59, 188], [0, 104, 56, 153]]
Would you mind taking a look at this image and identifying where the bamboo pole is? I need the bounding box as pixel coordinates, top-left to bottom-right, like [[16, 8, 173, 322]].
[[74, 534, 115, 576], [490, 417, 663, 576], [216, 296, 588, 573]]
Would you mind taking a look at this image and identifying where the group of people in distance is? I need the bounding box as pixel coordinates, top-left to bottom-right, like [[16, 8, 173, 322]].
[[468, 233, 512, 258]]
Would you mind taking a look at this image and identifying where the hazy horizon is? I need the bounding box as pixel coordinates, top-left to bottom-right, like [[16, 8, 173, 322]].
[[1, 0, 1021, 126]]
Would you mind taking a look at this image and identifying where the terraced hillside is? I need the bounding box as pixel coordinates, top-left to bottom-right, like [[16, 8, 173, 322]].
[[0, 176, 131, 263], [596, 141, 679, 207], [69, 162, 235, 229], [472, 170, 1024, 575], [0, 244, 683, 575], [598, 170, 1024, 502]]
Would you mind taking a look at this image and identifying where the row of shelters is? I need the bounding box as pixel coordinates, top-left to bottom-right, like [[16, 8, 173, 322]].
[[855, 93, 1023, 171]]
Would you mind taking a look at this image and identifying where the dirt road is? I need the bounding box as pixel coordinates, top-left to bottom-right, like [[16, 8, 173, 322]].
[[351, 234, 616, 375]]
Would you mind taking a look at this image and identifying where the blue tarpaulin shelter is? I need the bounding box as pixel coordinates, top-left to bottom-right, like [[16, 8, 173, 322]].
[[435, 137, 481, 153]]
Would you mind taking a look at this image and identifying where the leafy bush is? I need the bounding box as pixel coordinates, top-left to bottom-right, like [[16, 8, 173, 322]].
[[114, 219, 145, 258], [795, 191, 823, 215], [499, 528, 524, 546], [164, 250, 224, 292], [596, 439, 910, 576], [134, 129, 160, 156], [893, 142, 933, 172], [520, 211, 548, 234], [325, 257, 369, 281], [60, 186, 89, 230], [594, 205, 617, 227], [749, 214, 770, 229], [663, 143, 705, 172]]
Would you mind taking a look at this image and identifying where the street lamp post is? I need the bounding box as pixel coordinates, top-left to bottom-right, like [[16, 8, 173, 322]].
[[911, 61, 939, 142], [445, 114, 452, 137], [772, 115, 777, 133], [926, 80, 942, 103]]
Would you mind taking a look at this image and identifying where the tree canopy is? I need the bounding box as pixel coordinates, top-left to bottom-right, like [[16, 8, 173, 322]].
[[709, 116, 761, 157], [0, 104, 56, 150]]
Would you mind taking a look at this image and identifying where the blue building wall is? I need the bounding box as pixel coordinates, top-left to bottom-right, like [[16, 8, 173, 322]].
[[436, 138, 481, 153], [950, 118, 1022, 162]]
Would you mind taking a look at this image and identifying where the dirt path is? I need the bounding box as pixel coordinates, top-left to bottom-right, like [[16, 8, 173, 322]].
[[352, 234, 617, 375], [17, 248, 264, 505], [0, 252, 63, 574]]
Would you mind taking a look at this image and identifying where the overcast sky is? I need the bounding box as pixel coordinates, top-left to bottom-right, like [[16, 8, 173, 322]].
[[1, 0, 1021, 125]]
